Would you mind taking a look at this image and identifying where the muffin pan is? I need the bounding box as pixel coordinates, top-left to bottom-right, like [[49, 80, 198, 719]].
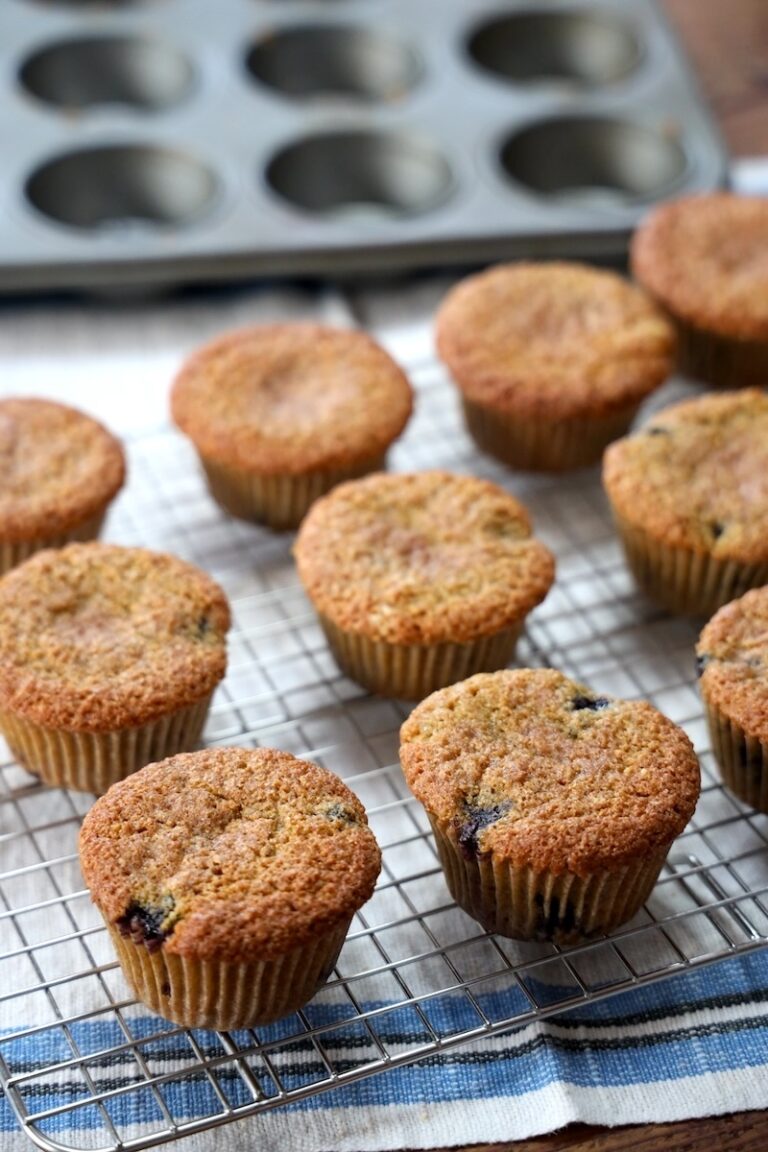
[[0, 0, 727, 291]]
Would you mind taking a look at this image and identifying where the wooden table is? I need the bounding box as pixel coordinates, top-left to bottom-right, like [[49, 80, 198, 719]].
[[445, 2, 768, 1148], [664, 0, 768, 157], [442, 1109, 767, 1151]]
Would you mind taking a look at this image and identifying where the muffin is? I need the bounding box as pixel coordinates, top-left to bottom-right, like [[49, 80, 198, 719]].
[[435, 262, 675, 471], [631, 193, 768, 389], [79, 747, 381, 1029], [170, 323, 413, 530], [603, 389, 768, 617], [294, 471, 555, 699], [400, 669, 700, 943], [0, 542, 230, 793], [0, 397, 125, 573], [697, 586, 768, 812]]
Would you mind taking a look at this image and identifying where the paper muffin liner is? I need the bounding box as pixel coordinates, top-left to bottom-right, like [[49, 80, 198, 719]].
[[462, 397, 639, 473], [319, 614, 524, 700], [0, 693, 213, 795], [611, 512, 768, 618], [674, 317, 768, 390], [106, 918, 351, 1030], [702, 700, 768, 814], [0, 509, 107, 576], [199, 453, 387, 531], [429, 815, 668, 944]]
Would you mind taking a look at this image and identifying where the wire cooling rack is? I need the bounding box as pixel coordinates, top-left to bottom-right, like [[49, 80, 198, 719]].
[[1, 351, 767, 1152]]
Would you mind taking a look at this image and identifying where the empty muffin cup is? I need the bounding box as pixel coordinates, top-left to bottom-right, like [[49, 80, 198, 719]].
[[19, 35, 194, 112], [246, 25, 421, 104], [266, 129, 453, 219], [501, 115, 686, 203], [468, 9, 641, 89], [26, 145, 219, 231]]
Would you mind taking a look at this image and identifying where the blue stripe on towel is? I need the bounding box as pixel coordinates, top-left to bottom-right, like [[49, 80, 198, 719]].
[[2, 949, 766, 1133]]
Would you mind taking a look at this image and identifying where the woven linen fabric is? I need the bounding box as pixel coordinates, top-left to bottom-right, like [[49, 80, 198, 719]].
[[1, 951, 767, 1150]]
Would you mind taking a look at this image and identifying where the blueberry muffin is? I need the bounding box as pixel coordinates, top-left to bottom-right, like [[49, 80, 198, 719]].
[[170, 323, 413, 530], [294, 471, 555, 699], [79, 747, 381, 1029], [632, 193, 768, 389], [0, 543, 230, 793], [435, 262, 675, 471], [603, 389, 768, 617], [0, 397, 125, 573], [400, 669, 700, 943], [697, 586, 768, 812]]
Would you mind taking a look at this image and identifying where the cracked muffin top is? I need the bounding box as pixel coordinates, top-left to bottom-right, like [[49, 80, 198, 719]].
[[79, 747, 381, 962], [0, 543, 230, 732], [0, 397, 125, 541], [294, 471, 555, 645], [400, 669, 699, 876], [170, 323, 413, 475], [697, 586, 768, 742], [631, 193, 768, 340], [435, 262, 675, 419], [603, 389, 768, 563]]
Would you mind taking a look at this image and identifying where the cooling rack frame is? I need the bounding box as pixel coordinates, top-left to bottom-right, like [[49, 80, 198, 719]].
[[1, 354, 766, 1152]]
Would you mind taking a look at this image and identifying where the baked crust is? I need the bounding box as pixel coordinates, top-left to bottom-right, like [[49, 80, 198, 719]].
[[79, 747, 381, 961], [631, 193, 768, 341], [400, 669, 700, 877], [170, 323, 413, 475], [294, 471, 555, 645], [0, 543, 230, 732], [0, 397, 125, 541], [698, 586, 768, 742], [435, 262, 674, 420], [603, 389, 768, 564]]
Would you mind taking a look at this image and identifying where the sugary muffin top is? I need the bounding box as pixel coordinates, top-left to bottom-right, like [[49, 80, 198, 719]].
[[435, 262, 674, 419], [603, 389, 768, 563], [400, 669, 699, 876], [79, 747, 381, 961], [294, 471, 555, 645], [170, 323, 413, 474], [0, 397, 125, 541], [698, 586, 768, 742], [631, 193, 768, 340], [0, 543, 230, 731]]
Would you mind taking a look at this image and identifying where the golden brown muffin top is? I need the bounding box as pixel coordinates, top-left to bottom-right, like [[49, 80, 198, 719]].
[[79, 747, 381, 962], [170, 323, 413, 475], [294, 471, 555, 645], [631, 193, 768, 340], [603, 389, 768, 564], [435, 262, 674, 419], [400, 669, 699, 877], [0, 543, 230, 732], [697, 586, 768, 742], [0, 397, 125, 542]]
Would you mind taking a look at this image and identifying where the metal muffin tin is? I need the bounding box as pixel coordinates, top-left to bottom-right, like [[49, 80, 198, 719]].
[[0, 0, 727, 292]]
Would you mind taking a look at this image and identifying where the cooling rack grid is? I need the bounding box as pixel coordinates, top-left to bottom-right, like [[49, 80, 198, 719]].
[[0, 353, 766, 1152]]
